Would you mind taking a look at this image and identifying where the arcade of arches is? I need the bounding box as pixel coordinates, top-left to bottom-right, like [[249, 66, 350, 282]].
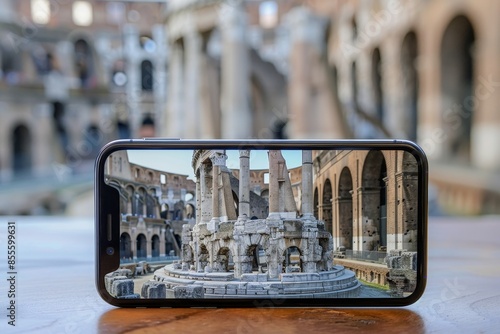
[[313, 150, 419, 253]]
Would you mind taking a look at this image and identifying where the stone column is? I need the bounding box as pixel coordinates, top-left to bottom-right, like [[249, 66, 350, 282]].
[[166, 41, 184, 137], [160, 228, 166, 257], [209, 152, 228, 229], [133, 237, 138, 261], [124, 24, 141, 135], [152, 24, 167, 133], [238, 150, 251, 221], [219, 3, 251, 138], [301, 150, 315, 220], [184, 25, 202, 138], [199, 163, 212, 224], [268, 150, 280, 218], [195, 175, 201, 224]]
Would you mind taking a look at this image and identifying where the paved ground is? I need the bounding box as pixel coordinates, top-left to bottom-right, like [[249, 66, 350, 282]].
[[132, 273, 391, 299], [358, 284, 391, 298]]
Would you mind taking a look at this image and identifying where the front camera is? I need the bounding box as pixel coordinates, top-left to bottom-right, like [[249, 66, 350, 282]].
[[106, 247, 115, 256]]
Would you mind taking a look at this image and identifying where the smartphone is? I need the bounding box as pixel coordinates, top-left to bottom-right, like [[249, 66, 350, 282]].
[[95, 139, 427, 307]]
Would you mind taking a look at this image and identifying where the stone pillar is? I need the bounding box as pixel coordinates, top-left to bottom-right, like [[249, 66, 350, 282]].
[[123, 24, 141, 136], [268, 150, 281, 217], [238, 150, 251, 220], [199, 163, 212, 224], [166, 41, 184, 137], [209, 152, 228, 229], [146, 235, 152, 259], [183, 26, 202, 138], [133, 237, 138, 261], [219, 3, 251, 138], [195, 176, 201, 224], [160, 228, 166, 257], [152, 24, 168, 134], [301, 150, 314, 220]]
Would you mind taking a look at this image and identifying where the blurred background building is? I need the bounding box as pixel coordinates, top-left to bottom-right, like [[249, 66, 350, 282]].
[[1, 0, 499, 216]]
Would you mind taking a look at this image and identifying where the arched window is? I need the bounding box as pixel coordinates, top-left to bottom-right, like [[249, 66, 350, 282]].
[[120, 232, 132, 259], [440, 15, 475, 163], [338, 167, 353, 250], [141, 60, 153, 91], [372, 48, 384, 123], [401, 31, 419, 141], [151, 235, 160, 258], [74, 39, 93, 88], [136, 234, 147, 258], [361, 151, 387, 250], [12, 124, 32, 175]]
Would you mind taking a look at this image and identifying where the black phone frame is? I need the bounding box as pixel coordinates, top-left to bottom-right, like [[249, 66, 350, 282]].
[[95, 139, 428, 308]]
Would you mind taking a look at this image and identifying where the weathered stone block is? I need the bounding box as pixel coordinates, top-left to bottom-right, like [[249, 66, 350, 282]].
[[112, 279, 134, 297], [173, 285, 204, 298], [141, 281, 167, 299], [105, 275, 128, 293]]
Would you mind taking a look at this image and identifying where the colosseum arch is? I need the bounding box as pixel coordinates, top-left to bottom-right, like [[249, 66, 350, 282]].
[[120, 232, 132, 259], [372, 47, 384, 123], [151, 234, 160, 258], [283, 246, 302, 273], [136, 233, 147, 259], [337, 167, 353, 250], [73, 38, 95, 88], [12, 124, 32, 175], [322, 179, 333, 234], [361, 150, 387, 251], [401, 31, 419, 142], [440, 15, 475, 163], [141, 59, 154, 92]]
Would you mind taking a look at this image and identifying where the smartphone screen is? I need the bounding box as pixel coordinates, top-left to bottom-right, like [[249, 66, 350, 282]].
[[97, 141, 427, 306]]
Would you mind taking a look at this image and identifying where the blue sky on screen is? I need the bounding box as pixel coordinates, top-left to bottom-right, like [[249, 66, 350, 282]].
[[127, 149, 302, 180]]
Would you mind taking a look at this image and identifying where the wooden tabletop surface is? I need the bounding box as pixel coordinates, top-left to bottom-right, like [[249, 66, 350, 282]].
[[0, 215, 499, 333]]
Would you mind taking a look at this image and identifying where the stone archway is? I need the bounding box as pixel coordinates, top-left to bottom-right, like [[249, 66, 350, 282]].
[[338, 167, 353, 250], [141, 59, 154, 91], [12, 124, 32, 175], [151, 234, 160, 258], [215, 247, 232, 272], [361, 151, 387, 251], [440, 15, 475, 163], [283, 246, 302, 273], [136, 233, 147, 259], [372, 47, 384, 123], [198, 244, 209, 271], [322, 179, 333, 234], [401, 31, 419, 141], [120, 232, 132, 259]]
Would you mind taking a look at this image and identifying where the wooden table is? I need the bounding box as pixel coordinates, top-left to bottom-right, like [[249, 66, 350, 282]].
[[1, 215, 499, 333]]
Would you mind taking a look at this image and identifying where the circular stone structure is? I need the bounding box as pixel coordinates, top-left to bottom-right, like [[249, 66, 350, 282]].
[[152, 263, 361, 298]]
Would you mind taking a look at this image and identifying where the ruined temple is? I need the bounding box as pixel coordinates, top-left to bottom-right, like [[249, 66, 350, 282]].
[[150, 149, 361, 298]]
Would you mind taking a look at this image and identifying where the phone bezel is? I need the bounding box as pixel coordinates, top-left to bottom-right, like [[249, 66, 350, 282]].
[[95, 139, 428, 307]]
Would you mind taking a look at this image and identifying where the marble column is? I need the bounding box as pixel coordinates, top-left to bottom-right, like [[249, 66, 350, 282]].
[[209, 152, 228, 229], [268, 150, 280, 217], [160, 228, 166, 257], [219, 4, 251, 138], [301, 150, 314, 220], [238, 149, 251, 220], [124, 24, 141, 135], [195, 175, 201, 224], [183, 26, 202, 138], [199, 163, 212, 224], [166, 41, 184, 137]]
